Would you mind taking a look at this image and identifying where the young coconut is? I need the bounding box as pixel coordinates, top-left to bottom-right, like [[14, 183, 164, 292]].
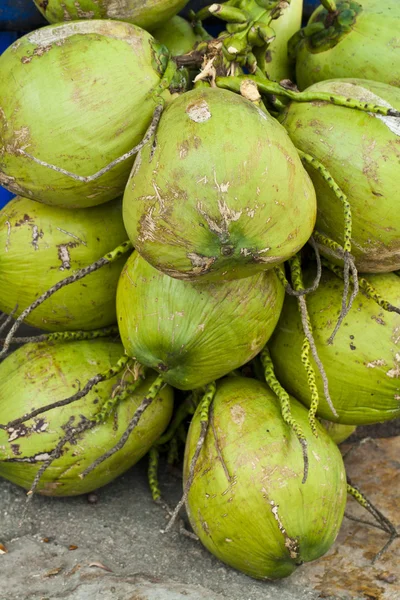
[[0, 196, 129, 331], [280, 78, 400, 272], [33, 0, 189, 33], [0, 20, 180, 208], [0, 339, 173, 496], [182, 376, 347, 580], [320, 421, 356, 445], [151, 16, 199, 56], [123, 86, 317, 282], [289, 0, 400, 90], [268, 268, 400, 425], [116, 250, 285, 390]]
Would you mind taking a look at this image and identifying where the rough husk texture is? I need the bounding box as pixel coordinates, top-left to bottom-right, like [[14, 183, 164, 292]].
[[123, 87, 316, 282], [281, 78, 400, 272], [184, 377, 347, 580], [0, 20, 169, 208], [0, 196, 128, 331], [269, 269, 400, 424], [0, 339, 173, 496], [117, 251, 284, 390]]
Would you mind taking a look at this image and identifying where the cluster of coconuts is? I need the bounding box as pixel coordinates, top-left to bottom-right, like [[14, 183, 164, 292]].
[[0, 0, 399, 582]]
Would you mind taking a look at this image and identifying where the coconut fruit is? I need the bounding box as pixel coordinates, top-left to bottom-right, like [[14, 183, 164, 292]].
[[0, 195, 128, 331], [151, 16, 198, 56], [33, 0, 189, 33], [184, 376, 347, 579], [0, 20, 174, 208], [290, 0, 400, 90], [116, 251, 284, 390], [0, 339, 173, 496], [280, 78, 400, 272], [268, 268, 400, 424], [123, 86, 316, 282]]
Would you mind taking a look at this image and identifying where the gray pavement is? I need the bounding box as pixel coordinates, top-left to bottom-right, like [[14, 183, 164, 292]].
[[0, 460, 323, 600]]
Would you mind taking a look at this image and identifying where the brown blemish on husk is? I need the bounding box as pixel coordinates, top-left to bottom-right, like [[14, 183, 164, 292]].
[[267, 497, 300, 560], [187, 252, 216, 274], [186, 100, 211, 123]]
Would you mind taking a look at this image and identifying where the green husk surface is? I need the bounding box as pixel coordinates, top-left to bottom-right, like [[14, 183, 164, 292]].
[[151, 16, 198, 56], [291, 0, 400, 90], [123, 86, 316, 282], [280, 78, 400, 272], [0, 196, 128, 331], [184, 376, 347, 580], [0, 20, 171, 208], [34, 0, 189, 33], [269, 268, 400, 424], [0, 339, 173, 496], [116, 251, 284, 390]]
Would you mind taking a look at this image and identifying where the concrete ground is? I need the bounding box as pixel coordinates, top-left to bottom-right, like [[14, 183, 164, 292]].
[[1, 433, 399, 600]]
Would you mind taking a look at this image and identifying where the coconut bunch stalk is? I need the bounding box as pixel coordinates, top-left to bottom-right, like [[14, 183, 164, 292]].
[[289, 0, 400, 90], [182, 0, 303, 79], [0, 338, 174, 496]]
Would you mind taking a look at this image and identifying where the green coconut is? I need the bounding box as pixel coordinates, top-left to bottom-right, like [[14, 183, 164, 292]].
[[34, 0, 189, 33], [289, 0, 400, 90], [0, 196, 129, 331], [151, 16, 198, 56], [0, 339, 173, 496], [0, 20, 175, 208], [280, 78, 400, 272], [255, 0, 303, 82], [184, 376, 347, 580], [116, 251, 284, 390], [123, 87, 316, 282], [320, 420, 356, 444], [268, 268, 400, 425]]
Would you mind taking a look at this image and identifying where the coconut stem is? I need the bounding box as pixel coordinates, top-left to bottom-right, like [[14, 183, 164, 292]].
[[164, 382, 216, 534], [0, 325, 120, 346], [260, 347, 309, 484], [347, 478, 399, 563], [312, 232, 359, 342], [17, 105, 163, 183], [0, 241, 133, 361], [297, 150, 357, 343], [274, 236, 322, 297], [1, 355, 131, 430], [147, 394, 199, 504], [321, 0, 337, 12], [322, 259, 400, 316], [0, 308, 17, 337], [157, 394, 199, 447], [21, 374, 143, 497], [289, 254, 338, 419], [148, 447, 162, 502], [80, 374, 165, 479], [215, 75, 400, 116], [26, 416, 93, 497]]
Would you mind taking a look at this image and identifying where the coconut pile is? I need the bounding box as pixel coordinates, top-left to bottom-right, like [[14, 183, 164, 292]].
[[0, 0, 399, 581]]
